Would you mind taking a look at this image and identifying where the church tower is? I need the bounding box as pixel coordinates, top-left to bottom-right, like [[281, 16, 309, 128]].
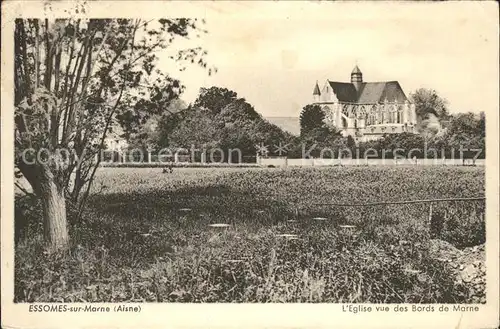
[[351, 65, 363, 91]]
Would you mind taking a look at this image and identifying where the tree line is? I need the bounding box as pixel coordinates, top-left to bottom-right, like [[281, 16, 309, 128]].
[[120, 86, 296, 163], [119, 87, 485, 161]]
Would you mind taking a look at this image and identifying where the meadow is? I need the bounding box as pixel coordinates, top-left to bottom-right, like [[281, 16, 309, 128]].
[[15, 166, 485, 303]]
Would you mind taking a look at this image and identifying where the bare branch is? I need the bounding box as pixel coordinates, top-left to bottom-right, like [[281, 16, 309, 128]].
[[75, 85, 125, 220]]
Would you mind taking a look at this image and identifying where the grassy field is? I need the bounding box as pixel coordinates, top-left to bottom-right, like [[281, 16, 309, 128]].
[[15, 166, 485, 303]]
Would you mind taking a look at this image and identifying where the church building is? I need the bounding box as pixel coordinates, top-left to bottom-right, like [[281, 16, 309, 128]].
[[312, 65, 417, 142]]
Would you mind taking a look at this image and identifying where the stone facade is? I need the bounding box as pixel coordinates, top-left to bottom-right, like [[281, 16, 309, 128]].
[[312, 65, 417, 142]]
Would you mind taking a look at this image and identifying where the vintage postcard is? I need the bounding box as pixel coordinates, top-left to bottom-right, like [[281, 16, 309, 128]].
[[1, 1, 499, 328]]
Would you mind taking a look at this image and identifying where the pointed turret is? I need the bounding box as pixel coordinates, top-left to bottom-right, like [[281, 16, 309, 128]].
[[313, 81, 321, 102], [313, 81, 321, 95]]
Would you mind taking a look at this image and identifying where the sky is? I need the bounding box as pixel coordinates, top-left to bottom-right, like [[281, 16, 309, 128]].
[[155, 2, 498, 118]]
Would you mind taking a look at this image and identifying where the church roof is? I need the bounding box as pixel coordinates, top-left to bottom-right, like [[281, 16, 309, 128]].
[[327, 81, 358, 102], [357, 82, 388, 103], [325, 80, 408, 104], [351, 65, 362, 74], [379, 81, 408, 103]]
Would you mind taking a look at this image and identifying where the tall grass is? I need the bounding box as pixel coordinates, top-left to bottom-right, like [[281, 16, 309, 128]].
[[15, 166, 484, 302]]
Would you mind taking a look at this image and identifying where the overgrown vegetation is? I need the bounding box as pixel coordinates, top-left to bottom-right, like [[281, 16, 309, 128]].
[[15, 166, 484, 302], [14, 17, 212, 251]]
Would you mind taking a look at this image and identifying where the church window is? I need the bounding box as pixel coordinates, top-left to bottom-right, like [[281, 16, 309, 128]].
[[369, 113, 376, 125]]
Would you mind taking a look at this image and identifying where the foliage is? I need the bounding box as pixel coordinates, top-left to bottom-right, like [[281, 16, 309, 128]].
[[164, 107, 220, 149], [429, 112, 485, 158], [15, 193, 42, 245], [14, 16, 212, 248], [15, 166, 484, 302], [194, 86, 237, 115], [350, 111, 485, 160], [410, 88, 450, 132], [122, 99, 190, 153], [153, 100, 189, 150], [443, 112, 485, 140], [300, 104, 325, 136], [347, 135, 356, 150], [356, 133, 426, 159], [215, 98, 262, 125], [290, 126, 343, 158], [154, 87, 295, 159]]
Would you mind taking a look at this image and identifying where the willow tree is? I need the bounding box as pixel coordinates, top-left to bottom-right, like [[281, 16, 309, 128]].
[[14, 18, 213, 251]]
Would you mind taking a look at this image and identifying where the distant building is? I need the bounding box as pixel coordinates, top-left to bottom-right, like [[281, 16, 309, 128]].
[[104, 124, 128, 152], [312, 65, 417, 142]]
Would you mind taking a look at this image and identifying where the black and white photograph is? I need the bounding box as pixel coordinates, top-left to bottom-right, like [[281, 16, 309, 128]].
[[2, 0, 499, 328]]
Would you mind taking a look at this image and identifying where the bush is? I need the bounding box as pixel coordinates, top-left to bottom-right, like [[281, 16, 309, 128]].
[[15, 194, 42, 245], [439, 205, 486, 248]]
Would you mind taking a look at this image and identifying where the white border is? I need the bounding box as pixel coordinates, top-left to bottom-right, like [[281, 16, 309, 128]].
[[1, 1, 499, 329]]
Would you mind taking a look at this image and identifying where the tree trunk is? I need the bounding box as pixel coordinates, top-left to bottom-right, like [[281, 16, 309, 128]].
[[38, 168, 69, 252]]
